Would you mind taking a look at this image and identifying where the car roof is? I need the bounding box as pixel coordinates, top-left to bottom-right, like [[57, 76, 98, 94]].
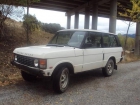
[[58, 29, 117, 35]]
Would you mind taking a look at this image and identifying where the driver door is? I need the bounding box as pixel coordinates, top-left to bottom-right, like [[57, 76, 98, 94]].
[[82, 32, 103, 71]]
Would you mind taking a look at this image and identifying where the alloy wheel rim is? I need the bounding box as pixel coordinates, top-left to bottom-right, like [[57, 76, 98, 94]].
[[107, 63, 113, 74], [60, 68, 69, 90]]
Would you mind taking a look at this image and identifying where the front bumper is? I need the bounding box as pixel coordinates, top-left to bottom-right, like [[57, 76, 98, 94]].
[[11, 61, 45, 77]]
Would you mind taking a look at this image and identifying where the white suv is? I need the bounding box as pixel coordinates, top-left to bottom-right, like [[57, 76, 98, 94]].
[[12, 29, 123, 93]]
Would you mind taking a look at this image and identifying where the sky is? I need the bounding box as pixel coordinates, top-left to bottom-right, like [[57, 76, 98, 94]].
[[24, 8, 136, 34]]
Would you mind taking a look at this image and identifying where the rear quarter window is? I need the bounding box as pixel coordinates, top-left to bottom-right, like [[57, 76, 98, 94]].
[[109, 35, 118, 47], [115, 35, 121, 47]]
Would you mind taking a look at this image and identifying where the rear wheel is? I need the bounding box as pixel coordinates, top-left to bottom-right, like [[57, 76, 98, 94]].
[[53, 66, 69, 93], [102, 59, 114, 77], [21, 71, 37, 82]]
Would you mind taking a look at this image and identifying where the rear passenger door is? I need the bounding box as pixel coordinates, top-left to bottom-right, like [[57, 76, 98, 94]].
[[82, 32, 103, 71], [102, 34, 122, 67]]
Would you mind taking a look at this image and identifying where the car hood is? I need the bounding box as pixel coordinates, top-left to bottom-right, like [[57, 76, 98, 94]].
[[13, 45, 76, 58]]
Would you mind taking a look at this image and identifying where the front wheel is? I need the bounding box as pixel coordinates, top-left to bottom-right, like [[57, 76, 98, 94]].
[[53, 67, 69, 93], [102, 59, 114, 77]]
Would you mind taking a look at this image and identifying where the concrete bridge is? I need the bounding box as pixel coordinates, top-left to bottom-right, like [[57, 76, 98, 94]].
[[29, 0, 140, 55], [1, 0, 140, 54], [29, 0, 136, 33]]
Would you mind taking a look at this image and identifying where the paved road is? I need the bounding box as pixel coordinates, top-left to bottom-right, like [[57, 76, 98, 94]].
[[0, 61, 140, 105]]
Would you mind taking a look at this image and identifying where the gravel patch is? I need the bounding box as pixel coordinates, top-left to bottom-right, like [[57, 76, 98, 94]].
[[0, 61, 140, 105]]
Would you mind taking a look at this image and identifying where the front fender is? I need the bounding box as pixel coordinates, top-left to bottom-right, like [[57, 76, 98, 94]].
[[47, 59, 74, 71]]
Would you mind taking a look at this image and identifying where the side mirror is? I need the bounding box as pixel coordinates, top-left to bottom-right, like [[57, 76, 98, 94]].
[[83, 43, 92, 48]]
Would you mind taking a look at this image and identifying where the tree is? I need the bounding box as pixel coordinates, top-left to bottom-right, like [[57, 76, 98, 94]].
[[23, 14, 40, 33], [0, 2, 22, 38], [23, 14, 40, 44], [119, 0, 140, 22], [41, 23, 65, 34], [0, 0, 40, 38], [118, 0, 140, 55]]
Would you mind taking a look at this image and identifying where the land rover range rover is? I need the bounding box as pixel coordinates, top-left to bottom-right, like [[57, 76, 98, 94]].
[[12, 29, 123, 93]]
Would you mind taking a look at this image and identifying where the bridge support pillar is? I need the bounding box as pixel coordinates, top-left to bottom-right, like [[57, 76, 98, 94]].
[[92, 4, 98, 30], [67, 15, 71, 29], [135, 22, 140, 55], [74, 12, 79, 29], [84, 6, 90, 29], [26, 0, 30, 45], [109, 0, 117, 33]]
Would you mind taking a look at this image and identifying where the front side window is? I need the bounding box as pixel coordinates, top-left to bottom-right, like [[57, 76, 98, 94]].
[[49, 31, 86, 48], [85, 32, 102, 48]]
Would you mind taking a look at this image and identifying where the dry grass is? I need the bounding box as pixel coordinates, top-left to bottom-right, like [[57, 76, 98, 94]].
[[30, 30, 53, 45], [0, 18, 54, 86], [122, 52, 140, 63]]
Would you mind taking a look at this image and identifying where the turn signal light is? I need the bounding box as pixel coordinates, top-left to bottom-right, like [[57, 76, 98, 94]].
[[39, 59, 46, 69]]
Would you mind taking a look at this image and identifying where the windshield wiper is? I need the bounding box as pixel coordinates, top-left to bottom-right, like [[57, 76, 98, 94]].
[[64, 44, 73, 47], [47, 44, 64, 47]]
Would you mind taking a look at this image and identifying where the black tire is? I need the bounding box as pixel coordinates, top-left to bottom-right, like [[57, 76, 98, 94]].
[[21, 71, 37, 82], [53, 66, 69, 93], [102, 59, 114, 77]]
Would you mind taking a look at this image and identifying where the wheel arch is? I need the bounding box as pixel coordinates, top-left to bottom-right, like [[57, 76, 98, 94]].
[[51, 62, 74, 79], [108, 56, 117, 70]]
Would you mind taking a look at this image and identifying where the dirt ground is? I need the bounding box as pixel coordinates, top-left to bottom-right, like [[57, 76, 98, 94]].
[[1, 61, 140, 105]]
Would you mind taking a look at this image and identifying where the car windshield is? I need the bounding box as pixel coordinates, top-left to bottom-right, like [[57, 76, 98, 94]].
[[48, 31, 86, 48]]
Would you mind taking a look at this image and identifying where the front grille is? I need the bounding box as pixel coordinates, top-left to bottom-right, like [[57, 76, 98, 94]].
[[16, 55, 35, 67]]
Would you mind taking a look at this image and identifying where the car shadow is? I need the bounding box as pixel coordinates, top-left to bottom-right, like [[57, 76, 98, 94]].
[[10, 69, 104, 95], [70, 69, 103, 83]]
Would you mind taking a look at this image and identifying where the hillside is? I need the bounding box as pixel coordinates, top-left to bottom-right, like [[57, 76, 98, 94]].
[[118, 35, 135, 50], [0, 18, 54, 86], [123, 34, 135, 38]]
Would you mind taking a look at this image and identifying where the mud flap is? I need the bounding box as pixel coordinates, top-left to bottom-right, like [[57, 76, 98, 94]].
[[114, 64, 117, 70]]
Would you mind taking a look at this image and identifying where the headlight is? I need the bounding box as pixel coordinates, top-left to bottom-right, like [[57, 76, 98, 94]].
[[15, 55, 17, 61], [34, 59, 39, 67], [39, 59, 46, 69]]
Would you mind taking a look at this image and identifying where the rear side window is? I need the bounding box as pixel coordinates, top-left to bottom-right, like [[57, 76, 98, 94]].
[[109, 35, 118, 47], [103, 33, 121, 48], [102, 34, 110, 48]]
